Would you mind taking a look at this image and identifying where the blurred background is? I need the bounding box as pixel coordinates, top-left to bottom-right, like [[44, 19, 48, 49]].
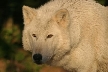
[[0, 0, 107, 72]]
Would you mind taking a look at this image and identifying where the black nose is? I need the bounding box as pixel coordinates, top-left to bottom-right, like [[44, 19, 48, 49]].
[[33, 54, 42, 64]]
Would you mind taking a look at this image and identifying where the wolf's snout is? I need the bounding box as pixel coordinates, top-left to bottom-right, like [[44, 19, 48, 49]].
[[33, 54, 42, 64]]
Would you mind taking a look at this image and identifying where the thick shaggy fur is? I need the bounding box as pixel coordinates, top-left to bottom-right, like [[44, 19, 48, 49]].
[[22, 0, 108, 72]]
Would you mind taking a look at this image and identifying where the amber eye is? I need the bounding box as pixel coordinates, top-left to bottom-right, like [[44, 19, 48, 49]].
[[32, 34, 36, 37], [47, 34, 53, 38]]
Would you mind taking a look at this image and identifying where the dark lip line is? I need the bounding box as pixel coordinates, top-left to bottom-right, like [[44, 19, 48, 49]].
[[34, 60, 43, 65]]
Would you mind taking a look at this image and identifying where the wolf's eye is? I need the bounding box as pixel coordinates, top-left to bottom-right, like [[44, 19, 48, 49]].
[[32, 34, 36, 37], [47, 34, 53, 38]]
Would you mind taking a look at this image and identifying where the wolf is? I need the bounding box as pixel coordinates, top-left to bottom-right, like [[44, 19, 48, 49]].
[[22, 0, 108, 72]]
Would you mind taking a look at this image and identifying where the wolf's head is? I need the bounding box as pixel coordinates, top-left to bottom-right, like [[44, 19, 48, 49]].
[[22, 6, 71, 65]]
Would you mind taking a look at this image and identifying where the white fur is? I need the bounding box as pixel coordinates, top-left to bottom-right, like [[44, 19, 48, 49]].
[[22, 0, 108, 72]]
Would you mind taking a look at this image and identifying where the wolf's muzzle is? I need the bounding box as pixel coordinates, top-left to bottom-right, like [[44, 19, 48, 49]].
[[33, 54, 42, 65]]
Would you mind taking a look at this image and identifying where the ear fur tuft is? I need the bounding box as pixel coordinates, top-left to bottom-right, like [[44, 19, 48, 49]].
[[54, 9, 70, 28], [22, 6, 37, 25]]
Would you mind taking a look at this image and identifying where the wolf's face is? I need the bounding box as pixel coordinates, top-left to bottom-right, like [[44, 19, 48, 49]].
[[22, 6, 71, 65]]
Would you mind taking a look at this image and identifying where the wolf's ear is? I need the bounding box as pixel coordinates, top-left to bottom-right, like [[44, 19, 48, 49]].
[[22, 6, 36, 25], [54, 9, 70, 28]]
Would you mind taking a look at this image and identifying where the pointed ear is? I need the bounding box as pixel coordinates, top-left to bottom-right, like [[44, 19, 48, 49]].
[[22, 6, 37, 25], [54, 9, 70, 28]]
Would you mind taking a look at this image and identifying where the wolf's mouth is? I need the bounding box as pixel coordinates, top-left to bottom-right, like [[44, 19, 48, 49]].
[[34, 60, 42, 65], [34, 55, 55, 65]]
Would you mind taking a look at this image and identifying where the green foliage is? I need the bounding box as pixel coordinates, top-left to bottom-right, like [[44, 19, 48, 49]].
[[96, 0, 105, 5], [15, 51, 25, 62]]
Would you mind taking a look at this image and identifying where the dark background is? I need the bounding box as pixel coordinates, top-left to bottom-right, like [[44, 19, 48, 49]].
[[0, 0, 107, 72]]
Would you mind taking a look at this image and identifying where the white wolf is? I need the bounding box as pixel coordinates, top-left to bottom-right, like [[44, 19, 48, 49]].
[[22, 0, 108, 72]]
